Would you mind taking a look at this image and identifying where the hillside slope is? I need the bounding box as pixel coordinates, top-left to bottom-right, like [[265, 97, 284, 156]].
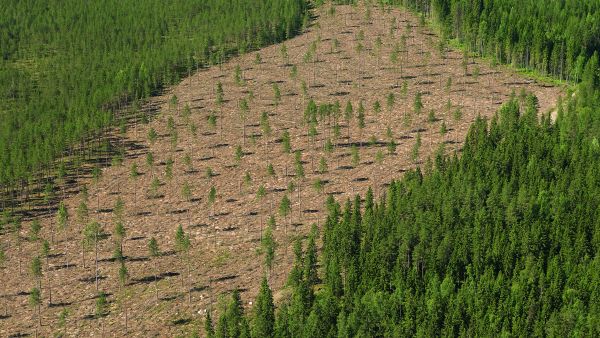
[[0, 4, 562, 337]]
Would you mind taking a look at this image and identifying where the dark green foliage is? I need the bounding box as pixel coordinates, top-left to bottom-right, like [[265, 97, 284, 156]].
[[214, 89, 600, 335], [304, 225, 318, 287], [205, 311, 215, 338], [252, 277, 275, 338], [402, 0, 600, 83], [262, 225, 276, 273], [294, 151, 305, 179], [29, 287, 41, 308], [95, 292, 108, 318], [0, 0, 310, 187], [279, 195, 291, 219], [281, 130, 292, 154], [30, 256, 42, 280], [174, 224, 190, 254], [414, 92, 423, 115], [216, 289, 250, 338], [29, 219, 41, 241], [147, 237, 160, 258]]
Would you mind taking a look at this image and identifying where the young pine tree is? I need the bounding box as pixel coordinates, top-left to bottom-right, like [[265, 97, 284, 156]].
[[148, 237, 161, 301]]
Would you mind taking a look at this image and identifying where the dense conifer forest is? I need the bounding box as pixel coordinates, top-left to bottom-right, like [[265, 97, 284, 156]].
[[0, 0, 309, 194], [206, 1, 600, 337], [402, 0, 600, 81], [212, 92, 600, 337], [1, 0, 599, 336]]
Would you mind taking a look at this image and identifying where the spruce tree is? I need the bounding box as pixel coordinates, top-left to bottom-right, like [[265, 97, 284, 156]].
[[252, 277, 275, 338]]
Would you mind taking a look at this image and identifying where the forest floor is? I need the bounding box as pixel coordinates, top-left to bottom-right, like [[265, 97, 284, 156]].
[[0, 4, 563, 337]]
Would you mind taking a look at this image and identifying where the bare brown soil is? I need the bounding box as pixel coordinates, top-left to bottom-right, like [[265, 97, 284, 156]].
[[0, 4, 562, 337]]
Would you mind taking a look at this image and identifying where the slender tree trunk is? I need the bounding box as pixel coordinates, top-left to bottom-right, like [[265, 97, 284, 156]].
[[48, 273, 52, 305], [95, 232, 99, 292], [154, 261, 158, 302], [125, 300, 128, 333], [187, 255, 192, 303]]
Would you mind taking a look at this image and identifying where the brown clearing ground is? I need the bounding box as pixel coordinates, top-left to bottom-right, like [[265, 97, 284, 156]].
[[0, 4, 563, 337]]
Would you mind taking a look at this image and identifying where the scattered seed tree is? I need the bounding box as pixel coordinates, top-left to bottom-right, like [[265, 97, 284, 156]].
[[279, 195, 292, 231], [114, 221, 126, 258], [272, 83, 281, 109], [234, 65, 243, 85], [96, 291, 108, 319], [148, 237, 161, 301], [267, 163, 275, 178], [387, 139, 397, 155], [256, 185, 267, 200], [287, 180, 296, 193], [83, 221, 102, 291], [183, 154, 193, 173], [30, 219, 41, 241], [182, 182, 192, 202], [281, 130, 291, 154], [165, 157, 174, 180], [414, 92, 424, 115], [376, 150, 385, 164], [239, 98, 249, 144], [454, 108, 463, 121], [373, 100, 381, 116], [428, 110, 437, 123], [205, 167, 214, 180], [146, 152, 154, 171], [40, 240, 53, 304], [29, 287, 42, 327], [234, 145, 244, 166], [215, 82, 224, 134], [412, 133, 422, 163], [319, 157, 328, 174], [118, 261, 129, 331], [174, 224, 191, 300], [294, 151, 305, 179], [344, 101, 353, 139], [262, 224, 276, 279], [313, 178, 325, 194], [30, 256, 43, 290], [440, 121, 448, 136], [148, 128, 157, 144], [374, 36, 383, 68], [113, 197, 125, 222], [357, 100, 366, 145], [208, 186, 217, 217], [56, 201, 69, 245], [149, 178, 161, 199], [243, 171, 252, 190], [57, 308, 70, 336]]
